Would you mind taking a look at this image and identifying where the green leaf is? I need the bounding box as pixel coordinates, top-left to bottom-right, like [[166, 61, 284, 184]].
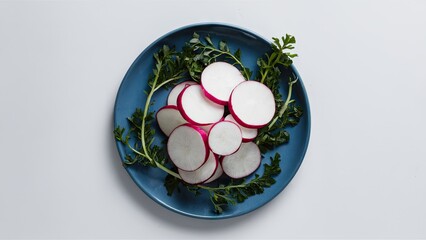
[[219, 41, 228, 52], [205, 35, 214, 46], [234, 49, 241, 60], [164, 174, 180, 196], [189, 38, 200, 44]]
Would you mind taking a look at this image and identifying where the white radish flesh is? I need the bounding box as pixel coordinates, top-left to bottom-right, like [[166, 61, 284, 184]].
[[178, 151, 218, 184], [229, 81, 276, 128], [222, 142, 261, 179], [167, 81, 197, 106], [208, 121, 242, 156], [224, 114, 258, 142], [201, 62, 246, 105], [156, 105, 187, 136], [204, 160, 223, 184], [167, 124, 209, 171], [177, 85, 224, 125]]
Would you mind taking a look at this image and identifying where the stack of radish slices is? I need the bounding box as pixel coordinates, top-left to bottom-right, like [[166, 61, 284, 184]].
[[156, 61, 276, 184]]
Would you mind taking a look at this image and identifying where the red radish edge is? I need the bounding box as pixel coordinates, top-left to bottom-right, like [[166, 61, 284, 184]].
[[167, 123, 210, 171], [177, 85, 202, 125], [167, 81, 197, 106], [224, 114, 258, 142], [177, 85, 224, 126], [201, 85, 227, 105], [221, 142, 262, 179], [228, 81, 276, 129], [242, 137, 255, 142], [228, 103, 265, 128], [178, 151, 218, 185], [155, 105, 187, 136], [208, 120, 243, 156], [200, 62, 246, 105], [204, 159, 223, 184]]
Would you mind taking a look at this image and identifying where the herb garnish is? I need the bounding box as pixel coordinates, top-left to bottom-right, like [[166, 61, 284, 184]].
[[114, 33, 302, 214], [186, 33, 252, 81]]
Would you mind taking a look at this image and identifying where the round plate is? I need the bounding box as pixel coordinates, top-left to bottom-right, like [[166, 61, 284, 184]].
[[113, 23, 311, 219]]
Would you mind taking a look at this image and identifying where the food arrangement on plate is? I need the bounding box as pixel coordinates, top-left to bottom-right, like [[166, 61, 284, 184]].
[[113, 24, 310, 218]]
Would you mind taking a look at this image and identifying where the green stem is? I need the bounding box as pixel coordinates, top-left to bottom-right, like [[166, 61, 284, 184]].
[[198, 183, 247, 190], [127, 117, 142, 131], [260, 68, 270, 84], [209, 191, 236, 202], [267, 79, 297, 130], [140, 72, 160, 162], [203, 46, 251, 80], [127, 143, 149, 159], [260, 51, 283, 84], [155, 162, 181, 179], [153, 76, 183, 92], [139, 69, 184, 177]]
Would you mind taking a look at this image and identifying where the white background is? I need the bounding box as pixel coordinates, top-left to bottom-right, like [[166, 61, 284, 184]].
[[1, 0, 426, 239]]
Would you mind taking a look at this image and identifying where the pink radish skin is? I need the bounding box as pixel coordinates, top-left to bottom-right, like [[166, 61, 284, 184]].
[[221, 142, 261, 179], [201, 62, 246, 105], [177, 85, 224, 126], [224, 114, 258, 142], [178, 151, 218, 185], [201, 85, 226, 105], [167, 81, 197, 106], [199, 123, 214, 133], [167, 124, 209, 171], [208, 121, 243, 156], [197, 116, 226, 133], [229, 81, 276, 128], [156, 105, 187, 136], [204, 160, 223, 184]]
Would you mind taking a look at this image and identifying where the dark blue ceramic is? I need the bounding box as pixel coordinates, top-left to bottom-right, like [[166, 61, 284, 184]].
[[114, 23, 311, 219]]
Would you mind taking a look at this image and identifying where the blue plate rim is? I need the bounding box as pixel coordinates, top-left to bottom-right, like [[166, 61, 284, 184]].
[[113, 22, 311, 219]]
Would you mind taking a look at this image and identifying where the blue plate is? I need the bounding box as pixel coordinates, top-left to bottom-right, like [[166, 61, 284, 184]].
[[113, 23, 311, 219]]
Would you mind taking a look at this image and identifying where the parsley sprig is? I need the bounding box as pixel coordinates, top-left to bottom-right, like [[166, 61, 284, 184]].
[[205, 153, 282, 213], [187, 33, 252, 80], [114, 45, 187, 178], [255, 35, 303, 153], [114, 33, 302, 214]]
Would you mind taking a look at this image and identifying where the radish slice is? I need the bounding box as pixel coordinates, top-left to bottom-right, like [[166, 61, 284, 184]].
[[178, 151, 218, 184], [222, 142, 261, 179], [224, 114, 258, 142], [201, 62, 246, 105], [177, 85, 225, 125], [167, 124, 209, 171], [156, 105, 187, 136], [204, 161, 223, 184], [229, 81, 276, 128], [167, 81, 197, 106], [199, 124, 214, 133], [208, 121, 242, 156]]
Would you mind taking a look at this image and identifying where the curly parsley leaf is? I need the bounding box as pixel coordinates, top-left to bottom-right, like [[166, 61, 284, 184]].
[[187, 33, 252, 80]]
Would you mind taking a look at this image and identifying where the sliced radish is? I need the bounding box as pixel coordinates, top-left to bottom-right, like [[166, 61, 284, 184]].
[[229, 81, 276, 128], [167, 124, 209, 171], [156, 105, 187, 136], [177, 84, 224, 125], [222, 142, 261, 179], [208, 121, 242, 156], [204, 161, 223, 184], [167, 81, 197, 106], [201, 61, 246, 105], [198, 124, 214, 133], [224, 114, 258, 142], [178, 151, 218, 184]]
